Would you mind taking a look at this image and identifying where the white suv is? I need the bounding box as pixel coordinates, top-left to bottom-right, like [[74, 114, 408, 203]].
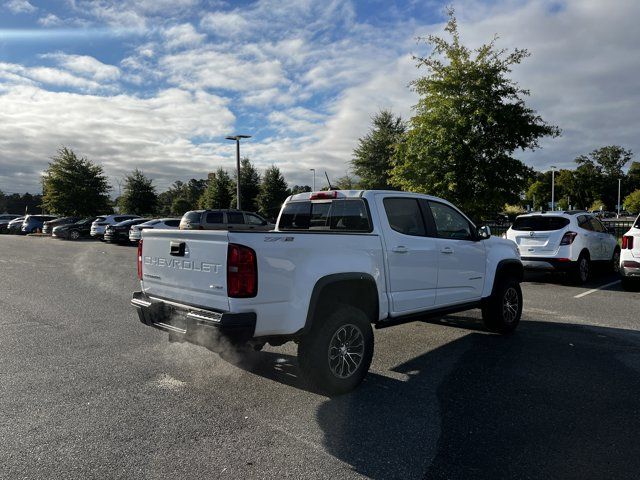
[[506, 211, 620, 284], [90, 214, 141, 238], [620, 214, 640, 290]]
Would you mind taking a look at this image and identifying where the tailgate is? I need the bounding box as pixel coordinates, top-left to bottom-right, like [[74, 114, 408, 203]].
[[140, 229, 230, 311], [514, 231, 564, 255]]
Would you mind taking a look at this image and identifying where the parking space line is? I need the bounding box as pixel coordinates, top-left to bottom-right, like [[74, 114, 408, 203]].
[[574, 280, 621, 299]]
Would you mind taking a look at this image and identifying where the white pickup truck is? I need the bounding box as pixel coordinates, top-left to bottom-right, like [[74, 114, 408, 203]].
[[132, 190, 523, 394]]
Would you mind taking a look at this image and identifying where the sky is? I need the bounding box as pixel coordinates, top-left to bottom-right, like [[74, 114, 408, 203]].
[[1, 0, 639, 195]]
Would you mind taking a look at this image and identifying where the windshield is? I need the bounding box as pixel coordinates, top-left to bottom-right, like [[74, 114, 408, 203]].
[[512, 216, 570, 231], [279, 199, 371, 232]]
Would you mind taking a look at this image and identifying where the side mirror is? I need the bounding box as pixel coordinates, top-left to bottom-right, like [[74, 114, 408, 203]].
[[477, 225, 491, 239]]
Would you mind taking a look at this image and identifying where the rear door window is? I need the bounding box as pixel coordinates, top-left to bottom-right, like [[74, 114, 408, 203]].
[[205, 212, 223, 224], [383, 198, 426, 236], [165, 220, 180, 227], [512, 216, 570, 231], [226, 212, 245, 224]]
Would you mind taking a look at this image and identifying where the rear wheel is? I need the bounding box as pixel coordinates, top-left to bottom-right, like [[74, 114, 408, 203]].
[[611, 247, 621, 273], [298, 304, 374, 396], [482, 278, 522, 334], [69, 230, 80, 240], [571, 252, 590, 285]]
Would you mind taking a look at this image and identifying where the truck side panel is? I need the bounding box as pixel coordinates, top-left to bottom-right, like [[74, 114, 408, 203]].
[[226, 232, 388, 336]]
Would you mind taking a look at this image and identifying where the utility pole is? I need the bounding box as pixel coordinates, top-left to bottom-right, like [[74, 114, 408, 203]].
[[225, 135, 251, 210], [310, 168, 316, 191], [617, 178, 621, 218], [550, 166, 556, 211]]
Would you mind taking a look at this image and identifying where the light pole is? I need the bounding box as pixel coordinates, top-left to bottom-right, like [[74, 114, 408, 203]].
[[310, 168, 316, 191], [617, 178, 621, 218], [225, 134, 251, 210], [550, 166, 556, 211]]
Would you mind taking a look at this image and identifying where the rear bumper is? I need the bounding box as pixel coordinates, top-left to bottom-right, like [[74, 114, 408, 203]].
[[621, 259, 640, 278], [520, 256, 576, 272], [131, 291, 256, 343]]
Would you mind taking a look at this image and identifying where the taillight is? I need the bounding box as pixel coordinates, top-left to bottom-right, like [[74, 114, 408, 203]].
[[137, 239, 143, 280], [622, 235, 634, 249], [560, 231, 578, 245], [227, 243, 257, 298], [310, 191, 338, 200]]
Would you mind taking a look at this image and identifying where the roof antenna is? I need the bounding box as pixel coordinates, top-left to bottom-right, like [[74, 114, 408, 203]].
[[324, 171, 333, 190]]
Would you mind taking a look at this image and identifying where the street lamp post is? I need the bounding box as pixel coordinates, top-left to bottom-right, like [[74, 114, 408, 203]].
[[225, 135, 251, 210], [550, 166, 557, 211], [617, 178, 622, 218], [310, 168, 316, 191]]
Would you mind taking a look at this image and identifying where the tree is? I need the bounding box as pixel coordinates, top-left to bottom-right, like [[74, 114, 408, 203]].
[[118, 169, 157, 215], [156, 178, 208, 216], [623, 190, 640, 214], [576, 146, 632, 209], [627, 161, 640, 192], [290, 185, 311, 195], [391, 9, 560, 219], [41, 147, 112, 216], [352, 110, 405, 189], [231, 158, 261, 212], [199, 168, 234, 210], [334, 175, 359, 190], [257, 166, 289, 221], [0, 189, 6, 213]]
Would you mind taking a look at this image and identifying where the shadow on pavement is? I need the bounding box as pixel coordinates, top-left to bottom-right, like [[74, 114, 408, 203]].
[[226, 318, 640, 480]]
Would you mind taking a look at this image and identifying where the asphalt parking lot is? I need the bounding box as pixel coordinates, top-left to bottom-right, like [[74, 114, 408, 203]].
[[2, 235, 640, 479]]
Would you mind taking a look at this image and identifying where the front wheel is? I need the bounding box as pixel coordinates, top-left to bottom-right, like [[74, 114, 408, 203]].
[[69, 230, 80, 240], [482, 278, 522, 334], [298, 304, 374, 396]]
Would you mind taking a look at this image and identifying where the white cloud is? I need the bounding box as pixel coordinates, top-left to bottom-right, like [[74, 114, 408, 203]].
[[162, 23, 206, 49], [5, 0, 36, 13], [0, 85, 235, 191], [0, 63, 105, 91], [41, 53, 121, 82], [37, 13, 62, 26], [200, 11, 249, 37]]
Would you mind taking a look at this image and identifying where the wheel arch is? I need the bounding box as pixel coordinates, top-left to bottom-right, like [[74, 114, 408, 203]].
[[489, 259, 524, 297], [303, 273, 379, 335]]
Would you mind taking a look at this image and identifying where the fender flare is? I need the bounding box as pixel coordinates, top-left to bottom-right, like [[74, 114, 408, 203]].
[[489, 259, 524, 297], [302, 272, 378, 334]]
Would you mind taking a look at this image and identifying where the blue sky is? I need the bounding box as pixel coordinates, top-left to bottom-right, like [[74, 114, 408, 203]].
[[1, 0, 640, 194]]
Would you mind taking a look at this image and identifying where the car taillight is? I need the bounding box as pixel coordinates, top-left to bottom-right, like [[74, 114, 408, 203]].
[[560, 231, 578, 245], [227, 243, 257, 298], [622, 235, 634, 249], [137, 239, 143, 280]]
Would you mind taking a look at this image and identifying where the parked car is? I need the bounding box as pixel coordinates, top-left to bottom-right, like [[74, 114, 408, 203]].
[[179, 209, 273, 231], [42, 216, 80, 235], [20, 215, 58, 234], [104, 218, 150, 244], [506, 211, 620, 284], [620, 214, 640, 290], [0, 214, 21, 234], [132, 189, 523, 395], [52, 217, 99, 240], [129, 218, 180, 243], [90, 214, 141, 239], [6, 216, 25, 234]]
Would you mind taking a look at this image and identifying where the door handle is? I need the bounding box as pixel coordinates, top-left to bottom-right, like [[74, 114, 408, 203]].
[[392, 246, 408, 253], [440, 246, 454, 254]]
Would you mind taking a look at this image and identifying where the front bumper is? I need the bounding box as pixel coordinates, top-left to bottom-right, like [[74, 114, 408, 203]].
[[520, 256, 576, 272], [131, 291, 256, 343]]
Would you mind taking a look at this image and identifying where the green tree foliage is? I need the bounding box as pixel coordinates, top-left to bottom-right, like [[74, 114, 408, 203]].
[[590, 199, 607, 212], [391, 9, 560, 219], [157, 178, 207, 216], [334, 175, 359, 190], [290, 185, 311, 195], [575, 146, 633, 209], [2, 193, 43, 214], [352, 110, 405, 189], [41, 147, 112, 216], [199, 168, 234, 209], [257, 165, 289, 221], [118, 169, 158, 215], [231, 158, 261, 212], [623, 190, 640, 213], [0, 189, 6, 213]]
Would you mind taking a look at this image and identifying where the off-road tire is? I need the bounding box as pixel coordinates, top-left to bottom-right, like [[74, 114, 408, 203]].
[[482, 278, 522, 334], [298, 304, 374, 396]]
